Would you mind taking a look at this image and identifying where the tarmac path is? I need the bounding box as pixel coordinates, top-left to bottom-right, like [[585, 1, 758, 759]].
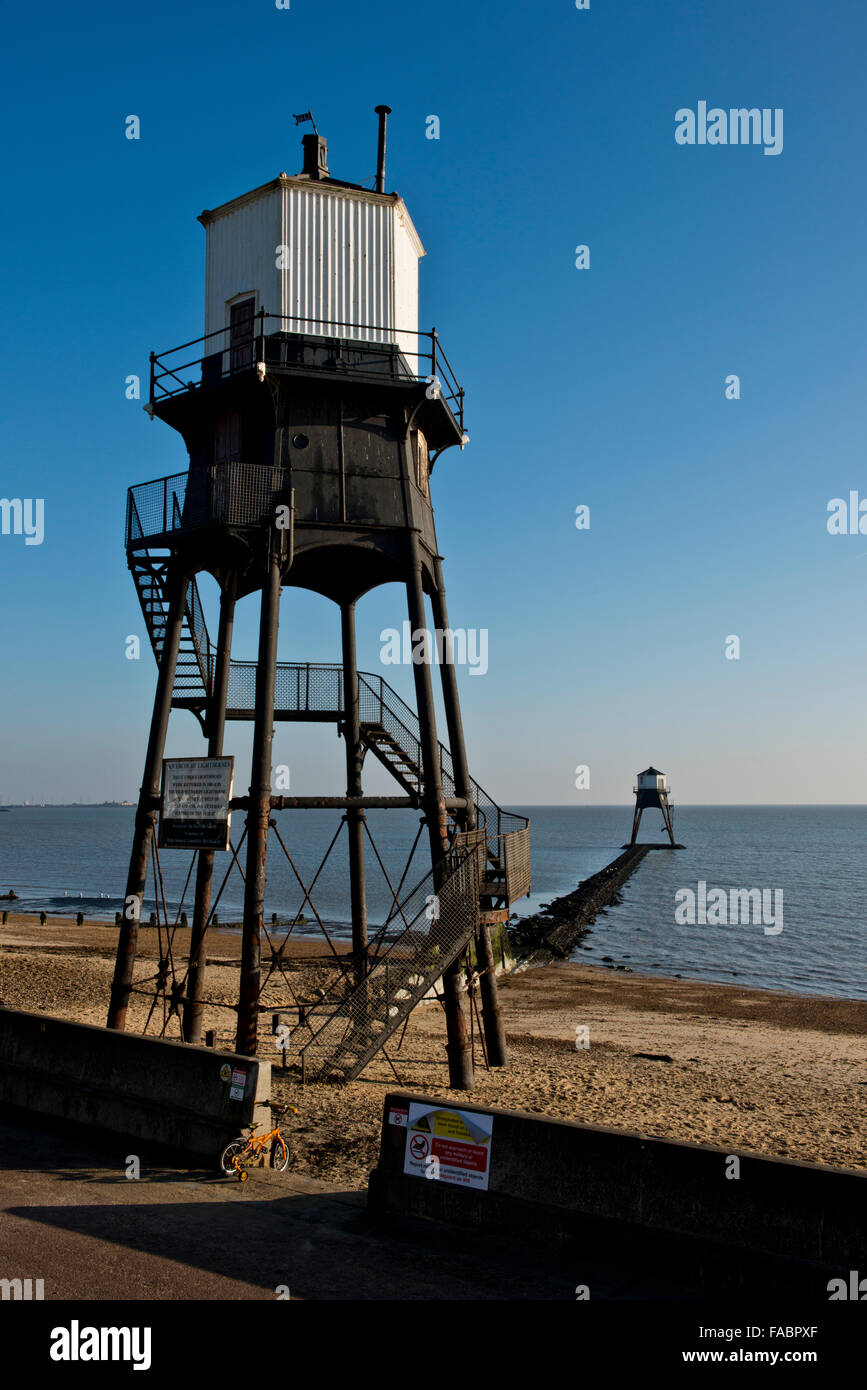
[[0, 1111, 681, 1301]]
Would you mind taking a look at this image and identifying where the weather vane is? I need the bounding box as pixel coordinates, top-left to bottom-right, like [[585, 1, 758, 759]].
[[292, 111, 318, 135]]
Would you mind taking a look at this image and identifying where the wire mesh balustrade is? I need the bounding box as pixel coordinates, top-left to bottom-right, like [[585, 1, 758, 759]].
[[126, 464, 291, 547]]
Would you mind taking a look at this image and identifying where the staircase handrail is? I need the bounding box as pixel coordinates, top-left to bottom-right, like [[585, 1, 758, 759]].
[[184, 576, 212, 695]]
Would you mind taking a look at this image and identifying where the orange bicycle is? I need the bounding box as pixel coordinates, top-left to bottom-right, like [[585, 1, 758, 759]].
[[219, 1102, 298, 1180]]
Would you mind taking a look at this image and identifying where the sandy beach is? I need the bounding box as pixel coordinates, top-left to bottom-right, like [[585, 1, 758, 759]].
[[1, 912, 865, 1187]]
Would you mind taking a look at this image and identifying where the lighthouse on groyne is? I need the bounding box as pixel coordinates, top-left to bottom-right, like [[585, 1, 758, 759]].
[[628, 767, 679, 847]]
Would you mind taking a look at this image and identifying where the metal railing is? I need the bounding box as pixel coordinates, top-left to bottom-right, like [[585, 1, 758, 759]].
[[220, 660, 344, 715], [185, 576, 211, 691], [210, 660, 531, 893], [502, 824, 532, 903], [188, 656, 530, 897], [125, 465, 289, 546], [127, 472, 188, 544], [357, 671, 529, 854], [149, 310, 465, 431]]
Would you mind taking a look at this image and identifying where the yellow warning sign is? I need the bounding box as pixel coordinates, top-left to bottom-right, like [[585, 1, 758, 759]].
[[410, 1108, 491, 1146]]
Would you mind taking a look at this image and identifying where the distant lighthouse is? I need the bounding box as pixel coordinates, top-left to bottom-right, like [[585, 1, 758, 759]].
[[628, 767, 678, 847]]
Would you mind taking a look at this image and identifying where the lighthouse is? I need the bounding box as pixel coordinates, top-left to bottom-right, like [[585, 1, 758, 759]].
[[628, 767, 678, 847], [106, 109, 530, 1091]]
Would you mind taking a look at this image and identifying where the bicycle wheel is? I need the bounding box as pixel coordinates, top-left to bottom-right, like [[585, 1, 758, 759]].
[[270, 1135, 290, 1172], [219, 1138, 249, 1175]]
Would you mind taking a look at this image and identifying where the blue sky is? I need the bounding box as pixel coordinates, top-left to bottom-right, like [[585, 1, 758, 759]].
[[1, 0, 866, 805]]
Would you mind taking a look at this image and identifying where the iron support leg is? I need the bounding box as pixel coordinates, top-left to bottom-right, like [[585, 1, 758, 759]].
[[184, 574, 237, 1043], [236, 545, 283, 1055], [407, 542, 473, 1090], [341, 601, 368, 978], [430, 558, 475, 831], [431, 561, 507, 1068], [108, 568, 189, 1030]]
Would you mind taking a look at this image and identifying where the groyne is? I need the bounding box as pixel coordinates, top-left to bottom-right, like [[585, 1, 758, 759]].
[[508, 845, 651, 965]]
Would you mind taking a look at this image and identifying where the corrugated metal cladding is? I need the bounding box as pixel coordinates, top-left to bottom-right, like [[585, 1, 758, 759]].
[[282, 187, 394, 339], [204, 183, 420, 364], [204, 194, 280, 341]]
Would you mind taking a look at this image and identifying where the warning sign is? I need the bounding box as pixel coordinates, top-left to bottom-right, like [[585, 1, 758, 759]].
[[403, 1102, 493, 1190], [388, 1107, 409, 1127], [159, 757, 234, 850], [409, 1132, 430, 1160]]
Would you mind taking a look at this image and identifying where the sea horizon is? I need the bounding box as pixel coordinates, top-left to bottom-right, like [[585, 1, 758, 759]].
[[3, 804, 866, 1004]]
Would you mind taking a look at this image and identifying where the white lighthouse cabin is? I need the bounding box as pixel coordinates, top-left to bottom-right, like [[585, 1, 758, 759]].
[[197, 133, 425, 377]]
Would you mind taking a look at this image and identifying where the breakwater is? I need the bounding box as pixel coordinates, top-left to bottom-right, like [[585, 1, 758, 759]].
[[508, 845, 651, 965]]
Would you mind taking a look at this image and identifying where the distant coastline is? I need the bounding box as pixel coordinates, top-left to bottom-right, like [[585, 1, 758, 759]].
[[4, 801, 867, 810], [1, 802, 134, 809]]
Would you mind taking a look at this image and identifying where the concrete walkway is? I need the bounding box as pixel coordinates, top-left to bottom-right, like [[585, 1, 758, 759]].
[[0, 1111, 688, 1301]]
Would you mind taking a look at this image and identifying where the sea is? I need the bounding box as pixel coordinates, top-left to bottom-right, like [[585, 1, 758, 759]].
[[1, 805, 865, 1002]]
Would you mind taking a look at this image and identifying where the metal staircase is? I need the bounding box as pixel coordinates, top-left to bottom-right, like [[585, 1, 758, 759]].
[[130, 557, 211, 702], [297, 839, 482, 1082], [360, 723, 424, 797]]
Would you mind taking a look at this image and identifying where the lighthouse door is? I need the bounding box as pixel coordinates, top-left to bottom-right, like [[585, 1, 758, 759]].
[[230, 297, 255, 373]]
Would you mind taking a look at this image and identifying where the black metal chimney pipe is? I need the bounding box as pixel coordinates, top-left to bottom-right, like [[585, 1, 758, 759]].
[[375, 105, 392, 192]]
